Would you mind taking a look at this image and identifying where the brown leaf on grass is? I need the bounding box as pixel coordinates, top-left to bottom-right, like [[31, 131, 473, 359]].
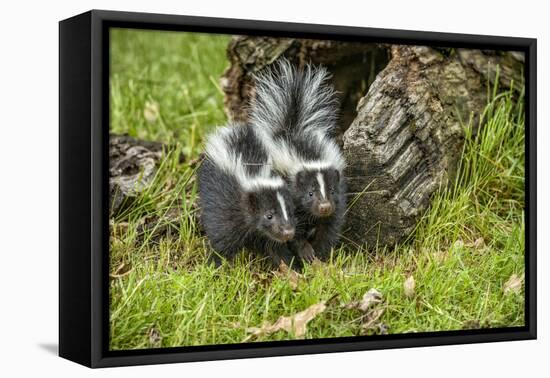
[[109, 262, 133, 278], [245, 302, 326, 341], [503, 274, 523, 294], [276, 261, 296, 275], [273, 262, 303, 291], [342, 289, 387, 335], [377, 323, 389, 335], [148, 327, 162, 348], [471, 237, 485, 249], [143, 100, 160, 123], [342, 288, 383, 312], [361, 307, 387, 335], [404, 275, 416, 298]]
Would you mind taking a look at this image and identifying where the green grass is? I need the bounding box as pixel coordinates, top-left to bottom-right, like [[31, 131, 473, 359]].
[[108, 29, 525, 350], [110, 28, 229, 155]]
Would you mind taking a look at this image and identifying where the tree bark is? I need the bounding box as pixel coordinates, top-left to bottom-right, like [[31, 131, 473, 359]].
[[221, 39, 524, 247], [343, 46, 523, 246], [221, 36, 389, 136], [109, 134, 165, 215]]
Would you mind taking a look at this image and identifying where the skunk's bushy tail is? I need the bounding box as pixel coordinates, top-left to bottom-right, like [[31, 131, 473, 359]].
[[250, 58, 339, 139], [250, 59, 346, 175]]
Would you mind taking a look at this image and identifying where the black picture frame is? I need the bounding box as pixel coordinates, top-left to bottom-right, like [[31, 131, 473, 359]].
[[59, 9, 537, 368]]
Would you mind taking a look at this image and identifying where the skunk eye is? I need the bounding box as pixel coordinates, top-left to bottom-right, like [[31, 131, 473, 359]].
[[308, 192, 313, 197], [330, 189, 335, 194], [266, 213, 273, 220]]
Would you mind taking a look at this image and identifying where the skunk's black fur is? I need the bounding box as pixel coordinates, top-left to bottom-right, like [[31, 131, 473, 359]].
[[198, 123, 297, 267], [250, 59, 347, 260], [292, 168, 346, 259]]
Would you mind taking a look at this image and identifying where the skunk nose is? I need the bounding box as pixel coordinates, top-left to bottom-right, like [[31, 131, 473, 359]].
[[319, 202, 333, 216], [281, 227, 295, 241]]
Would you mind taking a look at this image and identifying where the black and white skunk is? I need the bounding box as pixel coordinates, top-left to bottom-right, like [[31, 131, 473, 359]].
[[198, 123, 297, 267], [249, 59, 347, 262]]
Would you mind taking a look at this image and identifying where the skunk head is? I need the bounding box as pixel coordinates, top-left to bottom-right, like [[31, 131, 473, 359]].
[[241, 186, 296, 243], [294, 168, 342, 218]]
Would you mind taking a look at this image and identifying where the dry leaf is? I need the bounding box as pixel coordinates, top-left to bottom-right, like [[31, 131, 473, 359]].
[[343, 288, 383, 312], [342, 289, 387, 335], [404, 275, 415, 298], [276, 261, 293, 275], [472, 237, 485, 249], [245, 302, 326, 340], [273, 262, 303, 291], [148, 327, 162, 348], [143, 100, 159, 123], [361, 307, 386, 335], [377, 323, 389, 335], [503, 274, 523, 294]]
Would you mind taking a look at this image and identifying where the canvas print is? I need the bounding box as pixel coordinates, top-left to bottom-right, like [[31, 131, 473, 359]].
[[108, 28, 526, 350]]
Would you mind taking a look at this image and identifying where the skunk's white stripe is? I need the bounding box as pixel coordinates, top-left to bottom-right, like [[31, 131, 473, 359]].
[[317, 172, 326, 199], [276, 192, 289, 221], [241, 176, 285, 192], [300, 160, 334, 172], [204, 124, 285, 193]]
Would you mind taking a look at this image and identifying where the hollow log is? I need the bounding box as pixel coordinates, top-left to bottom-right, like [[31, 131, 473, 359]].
[[343, 46, 524, 246], [222, 37, 524, 248], [221, 36, 389, 136]]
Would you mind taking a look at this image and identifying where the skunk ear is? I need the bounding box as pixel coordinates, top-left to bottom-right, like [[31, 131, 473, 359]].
[[242, 192, 258, 213]]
